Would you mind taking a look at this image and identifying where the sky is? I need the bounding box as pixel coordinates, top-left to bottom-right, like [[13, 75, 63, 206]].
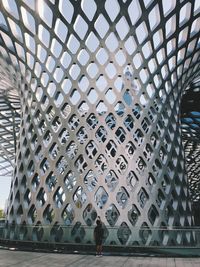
[[0, 177, 11, 210]]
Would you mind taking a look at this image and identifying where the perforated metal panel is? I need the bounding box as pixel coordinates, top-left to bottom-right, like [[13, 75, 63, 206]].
[[0, 0, 200, 246]]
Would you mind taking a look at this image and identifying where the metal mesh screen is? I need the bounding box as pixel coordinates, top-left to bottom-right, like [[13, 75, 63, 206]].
[[0, 0, 200, 246]]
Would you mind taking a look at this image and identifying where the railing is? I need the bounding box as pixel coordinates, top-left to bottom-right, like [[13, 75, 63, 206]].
[[1, 222, 200, 248]]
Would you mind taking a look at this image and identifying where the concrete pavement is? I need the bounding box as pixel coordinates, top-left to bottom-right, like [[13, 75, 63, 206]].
[[0, 249, 200, 267]]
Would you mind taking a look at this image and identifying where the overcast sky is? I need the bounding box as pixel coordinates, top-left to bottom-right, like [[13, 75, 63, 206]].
[[0, 177, 11, 210]]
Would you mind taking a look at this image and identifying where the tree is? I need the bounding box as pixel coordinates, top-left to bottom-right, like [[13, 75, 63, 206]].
[[0, 209, 5, 218]]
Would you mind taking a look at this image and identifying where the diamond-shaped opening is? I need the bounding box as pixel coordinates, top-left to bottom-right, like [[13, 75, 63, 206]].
[[70, 89, 81, 105], [46, 55, 55, 72], [51, 38, 62, 58], [62, 203, 75, 225], [85, 140, 98, 159], [54, 91, 64, 108], [156, 189, 166, 209], [69, 63, 80, 80], [126, 171, 138, 190], [68, 114, 80, 130], [124, 115, 134, 131], [76, 127, 88, 144], [147, 83, 155, 98], [67, 34, 80, 54], [114, 102, 125, 116], [116, 16, 130, 40], [60, 103, 71, 119], [105, 113, 116, 129], [32, 173, 40, 191], [83, 203, 97, 226], [116, 155, 127, 174], [86, 31, 99, 52], [86, 113, 98, 129], [46, 172, 57, 191], [32, 222, 44, 241], [87, 88, 98, 104], [87, 62, 99, 79], [52, 116, 62, 132], [77, 48, 90, 66], [78, 75, 89, 92], [73, 186, 87, 208], [84, 170, 97, 192], [153, 29, 163, 49], [38, 0, 53, 28], [66, 141, 78, 159], [117, 222, 131, 245], [116, 186, 129, 208], [74, 14, 88, 40], [64, 171, 77, 192], [106, 140, 117, 158], [78, 101, 89, 117], [96, 75, 108, 92], [105, 62, 117, 79], [149, 4, 160, 31], [71, 222, 86, 243], [95, 126, 107, 143], [106, 204, 119, 226], [94, 186, 108, 209], [143, 143, 153, 161], [36, 187, 47, 207], [95, 154, 108, 174], [53, 67, 64, 83], [162, 174, 171, 194], [40, 158, 49, 175], [74, 154, 88, 174], [137, 188, 149, 208], [24, 189, 31, 208], [56, 156, 68, 175], [125, 142, 135, 159], [115, 49, 126, 66], [96, 48, 109, 65], [128, 0, 141, 26], [81, 0, 97, 20], [148, 205, 159, 225], [105, 88, 116, 104], [139, 68, 149, 84], [61, 78, 72, 95], [95, 13, 109, 38], [58, 128, 70, 144], [105, 170, 118, 191], [55, 18, 68, 43], [142, 41, 153, 59], [38, 24, 49, 48], [50, 223, 64, 242], [28, 204, 37, 224], [105, 32, 119, 52], [115, 127, 126, 144], [134, 129, 144, 146], [128, 205, 140, 226], [139, 222, 152, 245], [21, 6, 35, 33], [165, 14, 176, 38], [54, 186, 66, 208], [96, 101, 108, 114], [105, 0, 120, 22], [133, 53, 143, 69]]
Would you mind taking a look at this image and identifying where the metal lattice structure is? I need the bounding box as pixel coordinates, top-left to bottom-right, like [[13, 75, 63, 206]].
[[1, 0, 200, 246]]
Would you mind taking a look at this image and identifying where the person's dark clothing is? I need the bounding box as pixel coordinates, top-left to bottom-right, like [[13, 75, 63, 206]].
[[94, 224, 104, 245]]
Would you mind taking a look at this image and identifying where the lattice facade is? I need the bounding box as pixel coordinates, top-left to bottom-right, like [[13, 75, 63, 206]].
[[1, 0, 200, 246]]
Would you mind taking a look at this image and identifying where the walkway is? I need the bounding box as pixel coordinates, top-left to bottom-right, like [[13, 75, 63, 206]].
[[0, 249, 200, 267]]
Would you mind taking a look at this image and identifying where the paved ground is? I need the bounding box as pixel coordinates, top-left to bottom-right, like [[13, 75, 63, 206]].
[[0, 249, 200, 267]]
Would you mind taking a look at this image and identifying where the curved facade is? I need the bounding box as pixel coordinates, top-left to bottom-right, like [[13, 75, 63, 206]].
[[1, 0, 200, 245]]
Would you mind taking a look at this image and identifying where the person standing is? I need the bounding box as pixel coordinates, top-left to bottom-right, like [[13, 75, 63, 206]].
[[94, 219, 104, 257]]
